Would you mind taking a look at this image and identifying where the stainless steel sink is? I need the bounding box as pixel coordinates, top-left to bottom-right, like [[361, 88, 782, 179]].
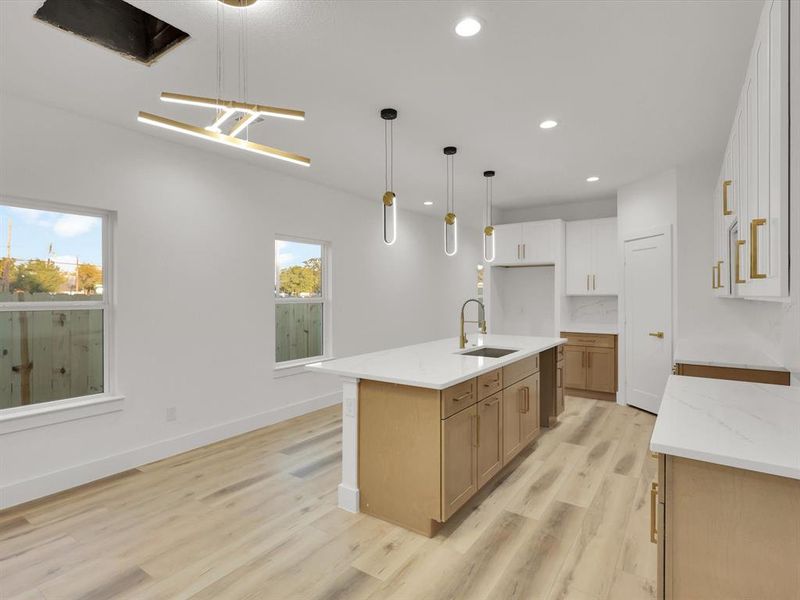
[[459, 347, 518, 358]]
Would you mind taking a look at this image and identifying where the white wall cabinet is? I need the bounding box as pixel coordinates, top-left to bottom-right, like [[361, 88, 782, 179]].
[[565, 217, 617, 296], [713, 0, 788, 300], [492, 220, 562, 266]]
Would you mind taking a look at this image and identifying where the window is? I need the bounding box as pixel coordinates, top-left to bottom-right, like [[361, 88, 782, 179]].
[[274, 237, 330, 368], [0, 201, 109, 411]]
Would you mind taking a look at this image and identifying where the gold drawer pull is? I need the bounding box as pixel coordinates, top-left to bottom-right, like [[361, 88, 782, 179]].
[[750, 218, 767, 279], [735, 239, 746, 284], [650, 481, 658, 544], [716, 260, 724, 289], [453, 391, 472, 402], [722, 179, 732, 215], [648, 331, 664, 338]]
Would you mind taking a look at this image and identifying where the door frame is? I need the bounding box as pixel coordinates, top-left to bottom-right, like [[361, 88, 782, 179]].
[[618, 224, 674, 408]]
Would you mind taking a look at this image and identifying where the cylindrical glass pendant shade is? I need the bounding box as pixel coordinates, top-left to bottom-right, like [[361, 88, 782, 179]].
[[383, 191, 397, 245], [483, 226, 495, 262], [444, 212, 458, 256]]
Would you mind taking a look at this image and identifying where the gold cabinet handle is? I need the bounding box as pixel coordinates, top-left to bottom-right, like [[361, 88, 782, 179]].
[[453, 391, 472, 402], [722, 179, 733, 215], [711, 264, 717, 289], [475, 414, 480, 447], [735, 239, 746, 284], [716, 260, 724, 289], [649, 331, 664, 338], [750, 218, 767, 279], [586, 274, 590, 291], [592, 274, 596, 290], [650, 481, 658, 544]]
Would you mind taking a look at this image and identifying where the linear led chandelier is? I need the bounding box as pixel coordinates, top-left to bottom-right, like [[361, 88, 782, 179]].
[[138, 0, 310, 167]]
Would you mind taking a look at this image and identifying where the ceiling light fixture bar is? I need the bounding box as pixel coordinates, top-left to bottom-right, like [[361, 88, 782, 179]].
[[137, 112, 311, 167], [160, 92, 305, 121]]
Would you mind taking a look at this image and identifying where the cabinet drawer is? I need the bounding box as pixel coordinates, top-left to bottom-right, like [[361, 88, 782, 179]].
[[561, 332, 616, 348], [502, 354, 539, 387], [477, 369, 503, 400], [441, 378, 477, 419]]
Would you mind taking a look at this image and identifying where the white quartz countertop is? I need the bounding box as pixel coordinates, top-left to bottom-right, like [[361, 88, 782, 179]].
[[650, 375, 800, 480], [306, 334, 566, 390], [561, 323, 619, 335], [674, 338, 787, 372]]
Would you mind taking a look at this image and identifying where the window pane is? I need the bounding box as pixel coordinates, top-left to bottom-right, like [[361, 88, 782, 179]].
[[0, 309, 104, 409], [0, 205, 103, 302], [275, 239, 322, 298], [275, 303, 323, 362]]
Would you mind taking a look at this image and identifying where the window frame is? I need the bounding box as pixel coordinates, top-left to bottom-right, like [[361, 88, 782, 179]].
[[273, 234, 332, 376], [0, 195, 119, 431]]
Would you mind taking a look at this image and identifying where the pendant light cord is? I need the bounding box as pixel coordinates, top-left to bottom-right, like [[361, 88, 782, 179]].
[[486, 176, 493, 226], [385, 119, 393, 192], [446, 155, 455, 214], [216, 0, 224, 108]]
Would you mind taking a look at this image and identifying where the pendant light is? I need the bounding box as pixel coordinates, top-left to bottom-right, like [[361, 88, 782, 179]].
[[443, 146, 458, 256], [381, 108, 398, 245], [137, 0, 310, 166], [483, 170, 496, 262]]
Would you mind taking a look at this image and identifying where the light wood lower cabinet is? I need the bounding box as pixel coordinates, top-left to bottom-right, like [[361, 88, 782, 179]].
[[441, 404, 478, 521], [561, 331, 618, 400], [476, 393, 503, 487], [502, 373, 539, 465], [358, 351, 555, 536], [655, 453, 800, 599], [586, 347, 615, 393]]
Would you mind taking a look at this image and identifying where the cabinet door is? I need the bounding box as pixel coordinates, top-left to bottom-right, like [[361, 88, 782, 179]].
[[565, 220, 592, 295], [520, 373, 540, 445], [492, 223, 522, 266], [591, 218, 617, 295], [477, 393, 503, 488], [563, 346, 586, 390], [441, 405, 478, 521], [521, 220, 556, 265], [744, 0, 789, 298], [586, 347, 615, 393], [502, 380, 524, 465]]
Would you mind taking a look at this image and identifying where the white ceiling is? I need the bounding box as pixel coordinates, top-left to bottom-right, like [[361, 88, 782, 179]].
[[0, 0, 763, 226]]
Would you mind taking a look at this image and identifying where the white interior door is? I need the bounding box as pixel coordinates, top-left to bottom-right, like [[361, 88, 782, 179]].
[[624, 232, 672, 414]]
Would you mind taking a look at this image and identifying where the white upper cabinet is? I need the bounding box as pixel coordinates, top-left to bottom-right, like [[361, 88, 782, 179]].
[[565, 217, 618, 296], [715, 0, 788, 299], [492, 220, 562, 266]]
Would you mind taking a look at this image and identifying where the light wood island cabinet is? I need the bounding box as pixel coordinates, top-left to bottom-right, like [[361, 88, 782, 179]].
[[561, 331, 618, 401], [358, 351, 556, 536]]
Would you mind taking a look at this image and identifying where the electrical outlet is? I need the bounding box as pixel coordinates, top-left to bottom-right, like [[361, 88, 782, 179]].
[[344, 396, 355, 418], [166, 406, 177, 422]]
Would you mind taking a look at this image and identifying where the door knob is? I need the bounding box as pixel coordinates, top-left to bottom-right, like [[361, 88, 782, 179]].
[[649, 331, 664, 339]]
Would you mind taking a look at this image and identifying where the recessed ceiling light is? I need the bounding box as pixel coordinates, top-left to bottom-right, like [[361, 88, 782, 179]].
[[539, 120, 558, 129], [423, 201, 434, 206], [586, 176, 600, 182], [455, 17, 481, 37]]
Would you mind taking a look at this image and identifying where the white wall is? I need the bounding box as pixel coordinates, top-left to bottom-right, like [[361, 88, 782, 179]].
[[489, 266, 555, 336], [0, 93, 482, 508], [497, 197, 616, 225]]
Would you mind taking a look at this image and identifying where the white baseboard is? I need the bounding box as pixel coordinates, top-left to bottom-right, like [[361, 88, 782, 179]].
[[0, 391, 342, 510], [338, 483, 360, 513]]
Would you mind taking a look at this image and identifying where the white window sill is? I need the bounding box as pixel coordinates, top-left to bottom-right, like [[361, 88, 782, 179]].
[[0, 394, 125, 435], [274, 356, 332, 379]]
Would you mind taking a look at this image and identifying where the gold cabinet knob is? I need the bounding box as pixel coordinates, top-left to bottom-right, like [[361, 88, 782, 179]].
[[648, 331, 664, 338]]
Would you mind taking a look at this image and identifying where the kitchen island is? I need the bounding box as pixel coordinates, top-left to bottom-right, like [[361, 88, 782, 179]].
[[306, 334, 566, 536]]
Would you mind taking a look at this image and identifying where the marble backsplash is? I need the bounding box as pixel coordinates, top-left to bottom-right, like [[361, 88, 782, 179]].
[[565, 296, 618, 324]]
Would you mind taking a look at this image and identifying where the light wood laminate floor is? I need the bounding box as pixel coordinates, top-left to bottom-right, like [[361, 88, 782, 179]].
[[0, 396, 657, 600]]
